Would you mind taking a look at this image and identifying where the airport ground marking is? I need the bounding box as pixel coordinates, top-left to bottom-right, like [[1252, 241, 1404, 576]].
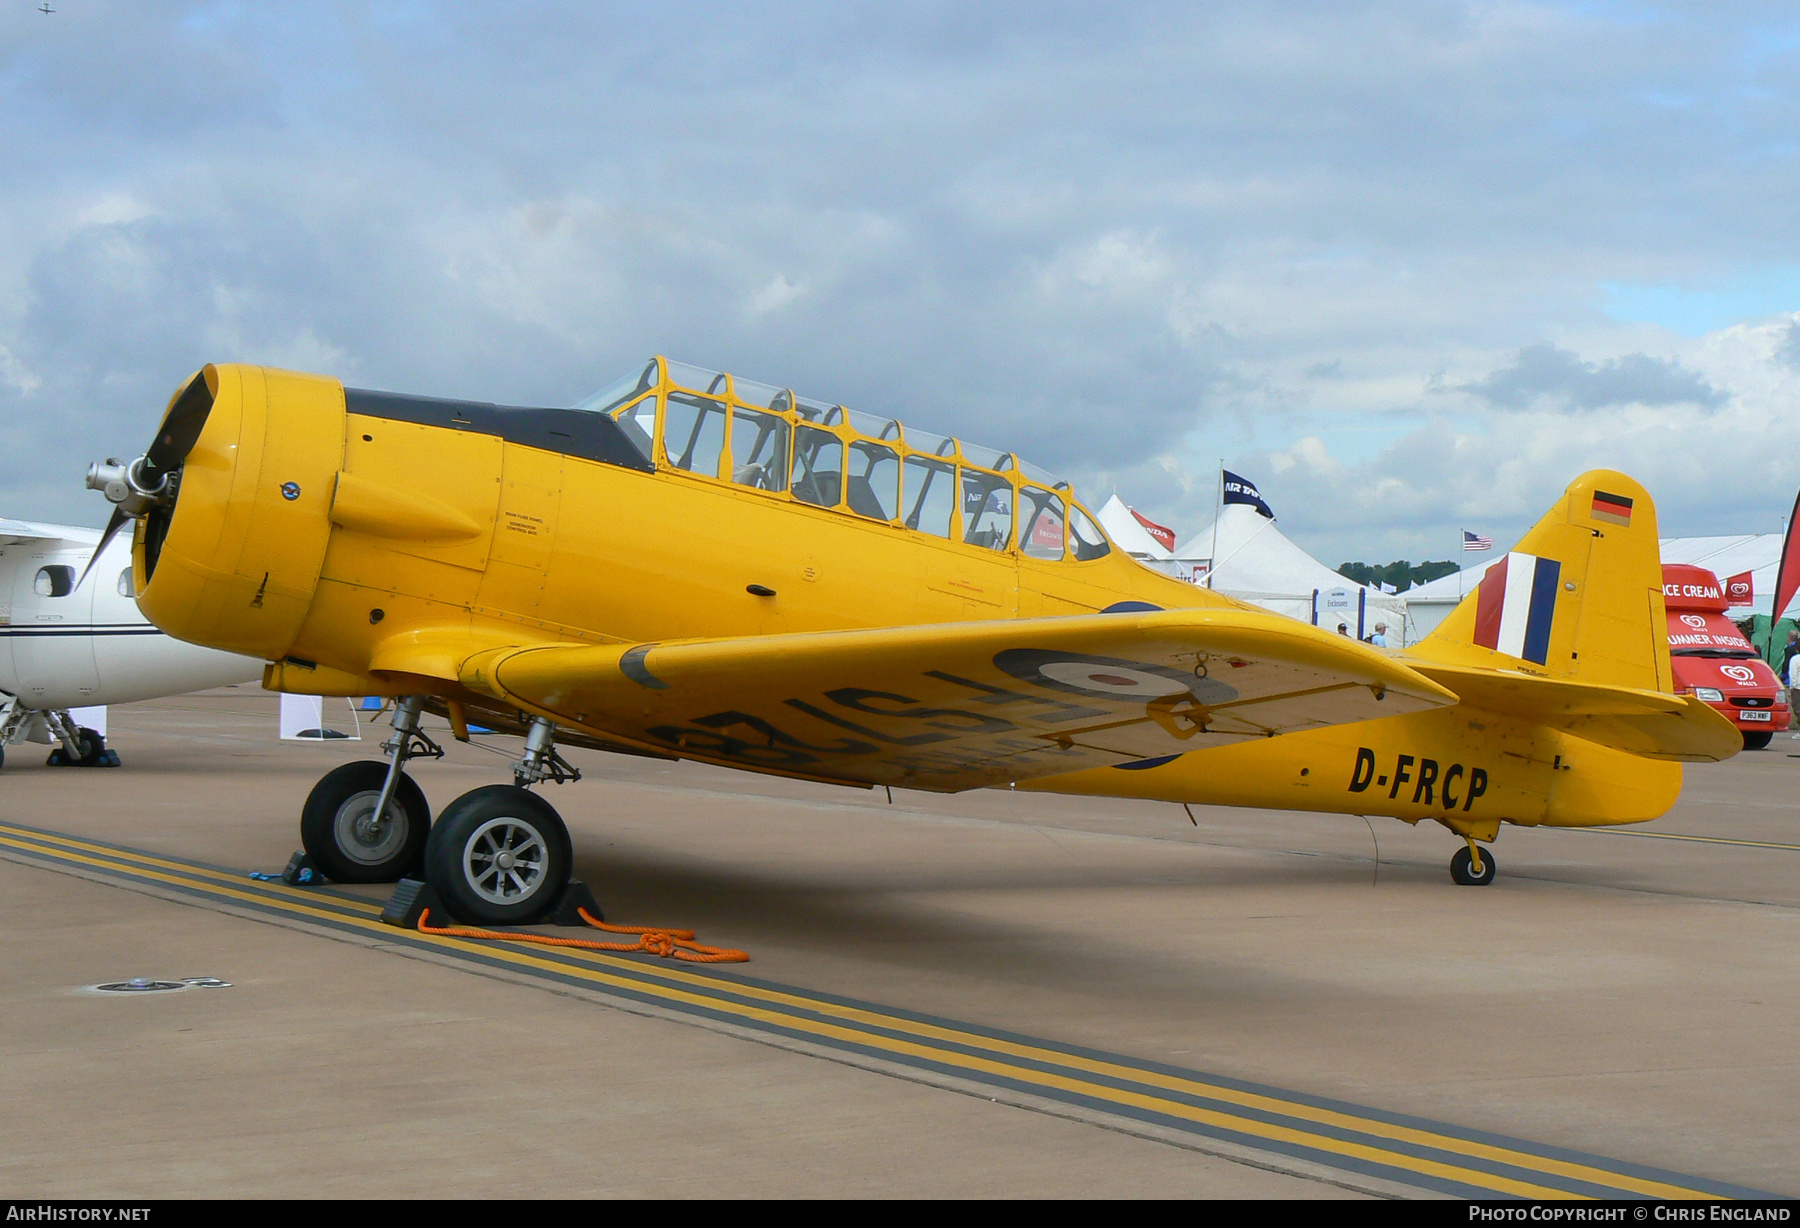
[[1583, 828, 1800, 852], [0, 819, 1763, 1201], [0, 822, 1736, 1199]]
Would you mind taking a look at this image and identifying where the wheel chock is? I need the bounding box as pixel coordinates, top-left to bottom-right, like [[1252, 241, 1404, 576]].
[[549, 879, 604, 927], [380, 877, 449, 928], [281, 850, 323, 887], [46, 748, 121, 767]]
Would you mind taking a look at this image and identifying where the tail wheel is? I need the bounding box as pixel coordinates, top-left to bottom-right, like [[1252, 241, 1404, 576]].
[[300, 761, 431, 883], [424, 785, 572, 926], [1742, 731, 1773, 751], [1450, 845, 1497, 887]]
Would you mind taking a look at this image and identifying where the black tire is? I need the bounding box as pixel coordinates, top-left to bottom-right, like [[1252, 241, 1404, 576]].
[[424, 785, 572, 926], [1742, 731, 1773, 751], [75, 727, 105, 767], [1450, 845, 1497, 887], [300, 761, 431, 884]]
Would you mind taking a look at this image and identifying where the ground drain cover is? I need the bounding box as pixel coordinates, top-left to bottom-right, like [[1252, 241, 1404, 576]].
[[86, 976, 233, 994]]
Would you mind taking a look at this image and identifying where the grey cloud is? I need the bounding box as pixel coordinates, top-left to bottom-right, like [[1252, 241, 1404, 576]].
[[3, 0, 1800, 539], [1460, 342, 1725, 410]]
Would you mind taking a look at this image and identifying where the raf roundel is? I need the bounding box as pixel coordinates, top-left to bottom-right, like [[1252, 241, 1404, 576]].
[[993, 648, 1240, 707]]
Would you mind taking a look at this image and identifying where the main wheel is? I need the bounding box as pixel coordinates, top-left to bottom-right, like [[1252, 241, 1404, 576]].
[[1450, 845, 1497, 886], [424, 785, 572, 926], [46, 727, 105, 767], [1743, 731, 1773, 751], [300, 761, 431, 883]]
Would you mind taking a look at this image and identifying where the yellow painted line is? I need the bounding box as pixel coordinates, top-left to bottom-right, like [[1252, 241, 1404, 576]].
[[0, 823, 1725, 1199], [1586, 828, 1800, 853]]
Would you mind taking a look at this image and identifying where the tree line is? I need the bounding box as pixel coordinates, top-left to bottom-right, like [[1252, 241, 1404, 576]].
[[1336, 560, 1459, 593]]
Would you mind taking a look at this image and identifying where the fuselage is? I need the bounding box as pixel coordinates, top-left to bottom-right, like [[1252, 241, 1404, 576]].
[[129, 361, 1683, 836], [0, 523, 261, 709]]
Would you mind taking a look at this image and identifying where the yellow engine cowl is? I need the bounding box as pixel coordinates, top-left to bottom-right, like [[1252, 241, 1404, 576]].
[[135, 363, 347, 661]]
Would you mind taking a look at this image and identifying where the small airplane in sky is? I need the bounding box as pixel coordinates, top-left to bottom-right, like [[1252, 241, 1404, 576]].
[[1, 517, 261, 768], [83, 359, 1736, 922]]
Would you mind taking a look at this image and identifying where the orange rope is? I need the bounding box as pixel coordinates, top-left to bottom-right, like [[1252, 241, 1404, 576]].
[[416, 906, 749, 963]]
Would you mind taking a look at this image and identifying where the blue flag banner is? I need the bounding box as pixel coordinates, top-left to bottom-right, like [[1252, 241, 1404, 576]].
[[1222, 470, 1274, 519]]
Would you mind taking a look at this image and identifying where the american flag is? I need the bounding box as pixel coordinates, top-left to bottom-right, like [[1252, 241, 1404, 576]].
[[1462, 530, 1493, 552]]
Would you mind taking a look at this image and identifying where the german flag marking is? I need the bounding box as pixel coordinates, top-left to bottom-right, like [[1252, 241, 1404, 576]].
[[1591, 490, 1634, 527], [0, 818, 1773, 1202]]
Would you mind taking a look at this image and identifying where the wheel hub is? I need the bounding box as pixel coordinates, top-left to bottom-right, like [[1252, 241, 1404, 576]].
[[334, 791, 407, 865], [463, 817, 548, 905]]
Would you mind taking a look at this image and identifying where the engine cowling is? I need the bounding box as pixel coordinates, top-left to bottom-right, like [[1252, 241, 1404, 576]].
[[135, 363, 347, 662]]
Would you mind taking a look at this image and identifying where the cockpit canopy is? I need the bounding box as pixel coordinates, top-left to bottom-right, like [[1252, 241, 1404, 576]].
[[577, 358, 1111, 563]]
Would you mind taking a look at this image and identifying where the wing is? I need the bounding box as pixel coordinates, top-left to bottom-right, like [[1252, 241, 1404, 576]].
[[460, 608, 1458, 792], [0, 518, 98, 546]]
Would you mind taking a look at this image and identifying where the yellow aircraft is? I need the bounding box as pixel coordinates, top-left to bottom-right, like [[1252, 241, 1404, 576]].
[[83, 358, 1739, 923]]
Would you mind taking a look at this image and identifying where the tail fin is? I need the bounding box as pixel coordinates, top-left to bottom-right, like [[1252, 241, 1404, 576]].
[[1417, 470, 1669, 691]]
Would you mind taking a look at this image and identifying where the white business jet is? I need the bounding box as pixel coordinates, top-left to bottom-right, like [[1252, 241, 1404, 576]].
[[0, 517, 262, 768]]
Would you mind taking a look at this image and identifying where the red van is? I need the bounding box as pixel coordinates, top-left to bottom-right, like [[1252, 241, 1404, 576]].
[[1663, 563, 1789, 749]]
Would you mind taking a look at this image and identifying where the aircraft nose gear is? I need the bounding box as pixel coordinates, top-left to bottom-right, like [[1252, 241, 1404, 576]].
[[297, 696, 439, 883], [1450, 840, 1497, 887]]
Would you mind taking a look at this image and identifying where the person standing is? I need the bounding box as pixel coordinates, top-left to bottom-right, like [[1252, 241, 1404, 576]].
[[1370, 622, 1389, 647], [1787, 638, 1800, 736]]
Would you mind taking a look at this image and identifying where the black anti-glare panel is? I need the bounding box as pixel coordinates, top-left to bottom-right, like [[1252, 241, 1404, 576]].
[[344, 388, 655, 473]]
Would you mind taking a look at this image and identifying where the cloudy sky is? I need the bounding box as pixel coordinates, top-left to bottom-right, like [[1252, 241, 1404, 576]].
[[3, 1, 1798, 566]]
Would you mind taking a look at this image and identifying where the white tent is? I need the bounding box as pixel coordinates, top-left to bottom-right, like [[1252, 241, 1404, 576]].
[[1096, 494, 1175, 562], [1174, 504, 1408, 642], [1402, 557, 1503, 640], [1406, 533, 1797, 641]]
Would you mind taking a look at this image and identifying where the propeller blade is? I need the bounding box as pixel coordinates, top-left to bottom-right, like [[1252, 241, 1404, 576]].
[[74, 507, 131, 593], [143, 370, 215, 478]]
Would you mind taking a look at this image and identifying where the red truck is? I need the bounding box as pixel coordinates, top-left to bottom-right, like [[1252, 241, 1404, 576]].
[[1663, 563, 1789, 749]]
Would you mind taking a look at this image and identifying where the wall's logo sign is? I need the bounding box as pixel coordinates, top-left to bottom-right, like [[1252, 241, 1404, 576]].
[[1681, 614, 1708, 630], [1721, 664, 1757, 684]]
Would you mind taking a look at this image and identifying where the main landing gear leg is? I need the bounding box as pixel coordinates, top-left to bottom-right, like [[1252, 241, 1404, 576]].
[[424, 716, 579, 925], [43, 710, 112, 767], [299, 696, 441, 883]]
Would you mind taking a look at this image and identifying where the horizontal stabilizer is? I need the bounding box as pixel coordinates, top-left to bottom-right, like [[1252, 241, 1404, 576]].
[[462, 608, 1458, 792], [1409, 661, 1742, 762]]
